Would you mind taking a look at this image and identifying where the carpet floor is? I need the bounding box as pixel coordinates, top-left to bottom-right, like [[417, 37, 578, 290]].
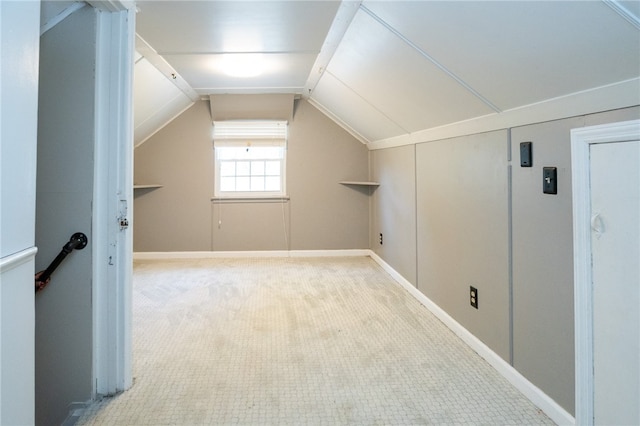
[[75, 256, 554, 425]]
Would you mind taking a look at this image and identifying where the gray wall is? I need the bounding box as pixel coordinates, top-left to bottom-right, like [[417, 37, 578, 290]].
[[134, 99, 370, 252], [417, 130, 510, 361], [511, 118, 581, 413], [370, 145, 417, 285], [35, 6, 96, 425], [510, 107, 640, 414], [134, 101, 214, 252], [287, 101, 369, 250], [370, 106, 640, 416]]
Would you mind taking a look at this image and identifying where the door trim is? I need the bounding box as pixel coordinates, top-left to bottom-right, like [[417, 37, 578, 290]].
[[92, 2, 135, 396], [570, 119, 640, 426]]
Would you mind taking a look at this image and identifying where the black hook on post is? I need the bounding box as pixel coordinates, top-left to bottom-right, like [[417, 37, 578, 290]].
[[36, 232, 88, 292]]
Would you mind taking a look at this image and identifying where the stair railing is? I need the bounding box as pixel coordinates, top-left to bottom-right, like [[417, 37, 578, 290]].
[[35, 232, 88, 292]]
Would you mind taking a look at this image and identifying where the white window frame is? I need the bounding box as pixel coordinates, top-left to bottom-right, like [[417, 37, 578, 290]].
[[213, 120, 287, 199]]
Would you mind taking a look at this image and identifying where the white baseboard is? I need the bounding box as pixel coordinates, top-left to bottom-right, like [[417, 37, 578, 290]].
[[289, 249, 371, 257], [62, 400, 93, 426], [133, 249, 371, 260], [368, 251, 575, 426]]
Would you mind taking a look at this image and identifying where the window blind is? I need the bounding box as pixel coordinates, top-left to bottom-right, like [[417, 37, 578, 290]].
[[213, 120, 287, 147]]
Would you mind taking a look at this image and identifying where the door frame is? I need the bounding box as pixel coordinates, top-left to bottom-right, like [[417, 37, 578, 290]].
[[571, 119, 640, 425], [90, 0, 135, 396]]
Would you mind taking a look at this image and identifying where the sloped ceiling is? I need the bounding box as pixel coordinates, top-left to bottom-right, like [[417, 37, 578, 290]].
[[133, 0, 640, 147], [40, 1, 85, 34], [134, 54, 195, 146], [312, 1, 640, 144], [134, 35, 199, 146]]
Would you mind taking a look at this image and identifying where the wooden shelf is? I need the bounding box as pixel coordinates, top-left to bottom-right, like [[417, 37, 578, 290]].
[[134, 184, 163, 189], [339, 181, 380, 186]]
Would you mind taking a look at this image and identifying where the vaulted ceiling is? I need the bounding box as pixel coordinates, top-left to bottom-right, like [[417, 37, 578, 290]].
[[55, 1, 640, 146]]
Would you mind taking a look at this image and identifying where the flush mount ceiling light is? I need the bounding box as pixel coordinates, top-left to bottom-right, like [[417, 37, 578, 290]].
[[220, 54, 265, 78]]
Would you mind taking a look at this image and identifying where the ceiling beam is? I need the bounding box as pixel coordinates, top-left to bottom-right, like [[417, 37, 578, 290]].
[[304, 1, 362, 99], [136, 35, 199, 102]]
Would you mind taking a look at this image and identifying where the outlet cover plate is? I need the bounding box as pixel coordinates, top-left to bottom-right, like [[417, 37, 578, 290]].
[[470, 286, 478, 309]]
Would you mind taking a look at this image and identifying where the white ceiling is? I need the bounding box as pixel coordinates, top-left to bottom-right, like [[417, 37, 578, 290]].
[[129, 1, 640, 145], [136, 1, 341, 94]]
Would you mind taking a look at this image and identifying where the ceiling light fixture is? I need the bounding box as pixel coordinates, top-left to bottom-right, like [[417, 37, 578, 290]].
[[221, 54, 265, 78]]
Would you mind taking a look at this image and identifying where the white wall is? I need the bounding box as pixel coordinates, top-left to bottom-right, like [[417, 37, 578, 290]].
[[0, 1, 41, 424]]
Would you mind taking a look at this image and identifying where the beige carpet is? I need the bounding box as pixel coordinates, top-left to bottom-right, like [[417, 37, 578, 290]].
[[76, 256, 554, 425]]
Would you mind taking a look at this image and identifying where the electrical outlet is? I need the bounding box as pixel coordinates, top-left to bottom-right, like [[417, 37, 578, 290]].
[[470, 286, 478, 309], [379, 233, 383, 245]]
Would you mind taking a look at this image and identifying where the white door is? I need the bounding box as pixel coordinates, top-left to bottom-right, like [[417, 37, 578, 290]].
[[572, 120, 640, 426], [591, 140, 639, 425]]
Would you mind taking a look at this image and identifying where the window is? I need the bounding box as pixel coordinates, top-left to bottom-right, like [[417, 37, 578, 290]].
[[213, 120, 287, 198]]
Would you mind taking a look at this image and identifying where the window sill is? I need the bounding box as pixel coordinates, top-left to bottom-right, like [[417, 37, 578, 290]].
[[211, 196, 290, 204]]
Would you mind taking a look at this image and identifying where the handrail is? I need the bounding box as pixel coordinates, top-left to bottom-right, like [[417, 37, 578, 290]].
[[35, 232, 88, 292]]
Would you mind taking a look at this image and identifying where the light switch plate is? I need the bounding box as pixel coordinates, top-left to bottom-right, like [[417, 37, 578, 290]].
[[543, 167, 557, 194]]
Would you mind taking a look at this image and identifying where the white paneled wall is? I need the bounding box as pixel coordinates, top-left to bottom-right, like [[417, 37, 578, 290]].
[[1, 2, 40, 424]]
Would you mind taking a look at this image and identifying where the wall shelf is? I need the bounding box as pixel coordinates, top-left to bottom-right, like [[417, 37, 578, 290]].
[[339, 181, 380, 187], [134, 184, 163, 189]]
